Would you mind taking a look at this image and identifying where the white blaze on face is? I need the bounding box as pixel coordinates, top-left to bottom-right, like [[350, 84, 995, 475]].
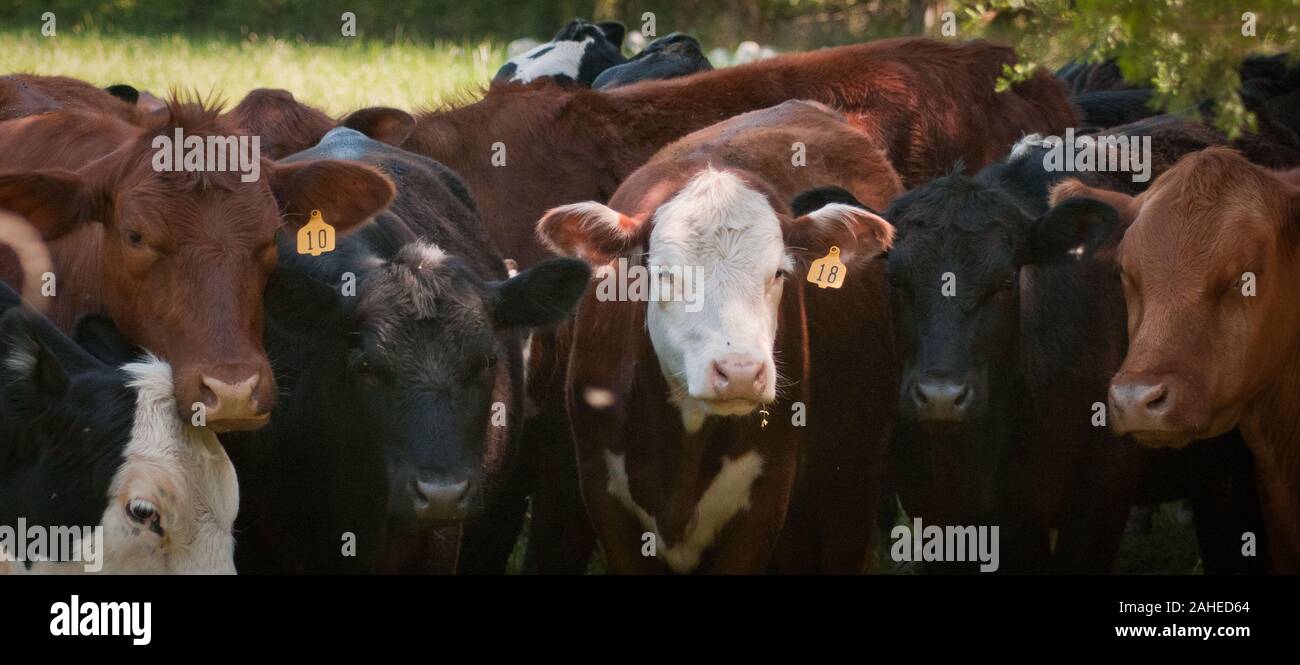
[[99, 358, 238, 574], [646, 168, 790, 429], [505, 38, 594, 83]]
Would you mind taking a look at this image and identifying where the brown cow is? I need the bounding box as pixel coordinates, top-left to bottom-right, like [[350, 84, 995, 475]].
[[0, 74, 138, 123], [404, 37, 1075, 268], [396, 36, 1076, 572], [0, 100, 395, 431], [1056, 148, 1300, 570], [537, 101, 899, 572], [224, 90, 414, 158]]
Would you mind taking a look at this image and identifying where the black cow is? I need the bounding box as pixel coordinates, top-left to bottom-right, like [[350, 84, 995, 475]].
[[592, 33, 713, 90], [872, 131, 1268, 573], [494, 18, 627, 86], [0, 280, 238, 574], [219, 126, 589, 573], [1071, 89, 1157, 132]]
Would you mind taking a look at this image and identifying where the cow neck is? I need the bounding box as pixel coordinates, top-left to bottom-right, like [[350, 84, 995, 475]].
[[1239, 331, 1300, 571]]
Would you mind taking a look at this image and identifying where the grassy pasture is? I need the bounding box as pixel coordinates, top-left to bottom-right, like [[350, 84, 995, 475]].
[[2, 30, 507, 114]]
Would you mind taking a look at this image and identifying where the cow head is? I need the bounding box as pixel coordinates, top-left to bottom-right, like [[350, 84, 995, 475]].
[[1091, 149, 1300, 446], [267, 242, 588, 522], [539, 167, 893, 430], [494, 19, 627, 86], [884, 174, 1117, 425], [0, 102, 395, 432], [0, 308, 238, 574]]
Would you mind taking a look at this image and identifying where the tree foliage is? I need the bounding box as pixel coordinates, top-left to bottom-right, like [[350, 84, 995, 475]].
[[959, 0, 1298, 136]]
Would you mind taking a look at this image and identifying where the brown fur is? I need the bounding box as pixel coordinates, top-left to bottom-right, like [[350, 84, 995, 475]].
[[1064, 148, 1300, 570], [557, 102, 902, 572], [405, 37, 1076, 268], [0, 74, 137, 123], [0, 100, 395, 429]]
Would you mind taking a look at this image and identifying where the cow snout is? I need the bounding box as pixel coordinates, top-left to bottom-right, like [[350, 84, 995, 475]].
[[198, 368, 272, 432], [1110, 378, 1181, 443], [910, 378, 973, 423], [707, 353, 768, 401], [411, 477, 472, 522]]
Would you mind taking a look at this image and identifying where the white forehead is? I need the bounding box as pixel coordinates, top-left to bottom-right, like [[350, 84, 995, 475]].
[[118, 357, 239, 539], [649, 168, 787, 271], [506, 38, 594, 83]]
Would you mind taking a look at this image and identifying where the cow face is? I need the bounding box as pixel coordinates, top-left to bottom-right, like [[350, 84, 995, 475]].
[[494, 19, 627, 86], [539, 167, 893, 429], [1095, 150, 1300, 446], [267, 243, 588, 523], [0, 309, 237, 574], [885, 175, 1117, 425], [0, 103, 396, 432]]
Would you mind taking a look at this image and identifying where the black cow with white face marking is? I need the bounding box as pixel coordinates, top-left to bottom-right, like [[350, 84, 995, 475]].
[[592, 32, 713, 90], [220, 126, 589, 573], [0, 282, 238, 574], [494, 18, 627, 86]]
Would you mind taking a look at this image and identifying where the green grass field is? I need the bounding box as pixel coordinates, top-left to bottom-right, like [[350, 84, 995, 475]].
[[2, 30, 508, 114]]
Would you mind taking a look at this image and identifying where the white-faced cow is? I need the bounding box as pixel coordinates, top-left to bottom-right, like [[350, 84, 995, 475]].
[[538, 101, 899, 573], [0, 255, 237, 575], [494, 19, 627, 86]]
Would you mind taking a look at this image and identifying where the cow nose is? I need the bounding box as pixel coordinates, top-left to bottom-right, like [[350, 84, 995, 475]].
[[411, 478, 471, 521], [910, 379, 973, 422], [1110, 381, 1172, 433], [200, 372, 270, 432], [709, 353, 767, 399]]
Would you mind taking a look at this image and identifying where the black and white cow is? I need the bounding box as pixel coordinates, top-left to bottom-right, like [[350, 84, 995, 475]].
[[220, 125, 589, 573], [592, 33, 713, 90], [0, 280, 238, 574], [494, 19, 627, 86]]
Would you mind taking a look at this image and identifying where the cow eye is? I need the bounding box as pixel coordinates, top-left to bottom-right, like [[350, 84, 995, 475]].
[[126, 498, 158, 524], [487, 354, 498, 370], [127, 230, 144, 247], [774, 269, 788, 280], [1001, 275, 1016, 289]]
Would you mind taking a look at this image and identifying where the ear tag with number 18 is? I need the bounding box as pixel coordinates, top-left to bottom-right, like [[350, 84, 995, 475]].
[[297, 209, 336, 256], [807, 246, 846, 289]]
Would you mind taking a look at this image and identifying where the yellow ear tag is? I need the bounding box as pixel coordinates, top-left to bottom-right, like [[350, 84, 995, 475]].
[[806, 246, 847, 289], [297, 209, 336, 257]]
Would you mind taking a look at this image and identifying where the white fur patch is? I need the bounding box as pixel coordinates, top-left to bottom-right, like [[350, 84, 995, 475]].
[[645, 168, 785, 418], [101, 357, 239, 574], [605, 449, 764, 573], [406, 240, 448, 270], [1010, 133, 1051, 161], [505, 38, 595, 83]]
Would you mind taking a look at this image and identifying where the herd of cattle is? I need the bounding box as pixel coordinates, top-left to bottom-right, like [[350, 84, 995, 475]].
[[0, 18, 1298, 574]]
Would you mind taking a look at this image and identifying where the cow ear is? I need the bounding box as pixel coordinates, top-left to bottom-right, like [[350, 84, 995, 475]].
[[343, 107, 415, 146], [104, 84, 140, 104], [1023, 197, 1118, 265], [0, 309, 68, 411], [269, 160, 395, 235], [1049, 178, 1135, 223], [492, 257, 591, 329], [0, 170, 102, 241], [537, 202, 641, 264], [598, 21, 626, 48], [74, 314, 141, 367], [791, 186, 868, 216], [784, 203, 895, 265]]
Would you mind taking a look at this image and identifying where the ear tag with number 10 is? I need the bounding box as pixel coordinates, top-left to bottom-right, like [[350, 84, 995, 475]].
[[807, 246, 846, 289], [297, 209, 336, 256]]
